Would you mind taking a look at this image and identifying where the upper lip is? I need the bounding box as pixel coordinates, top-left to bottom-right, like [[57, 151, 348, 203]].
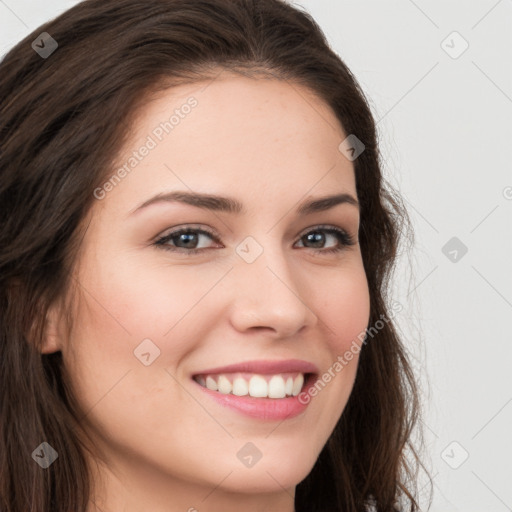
[[193, 359, 319, 376]]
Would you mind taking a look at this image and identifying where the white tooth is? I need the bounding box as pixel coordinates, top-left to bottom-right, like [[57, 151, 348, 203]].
[[206, 376, 218, 391], [248, 375, 268, 397], [196, 375, 206, 387], [292, 374, 304, 396], [232, 376, 249, 396], [285, 377, 293, 396], [217, 375, 232, 394], [268, 375, 286, 398]]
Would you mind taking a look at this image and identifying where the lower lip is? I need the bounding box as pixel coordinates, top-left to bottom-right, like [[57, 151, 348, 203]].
[[193, 375, 317, 421]]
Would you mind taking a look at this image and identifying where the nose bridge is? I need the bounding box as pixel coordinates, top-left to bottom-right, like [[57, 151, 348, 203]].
[[228, 234, 317, 337]]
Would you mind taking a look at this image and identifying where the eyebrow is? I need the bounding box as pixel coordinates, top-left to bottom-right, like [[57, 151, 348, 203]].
[[130, 190, 359, 216]]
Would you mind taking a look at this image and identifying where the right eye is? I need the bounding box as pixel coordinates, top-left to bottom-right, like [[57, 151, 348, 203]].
[[154, 226, 220, 255]]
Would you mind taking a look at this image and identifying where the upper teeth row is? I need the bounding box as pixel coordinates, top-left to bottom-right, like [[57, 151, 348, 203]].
[[197, 373, 305, 398]]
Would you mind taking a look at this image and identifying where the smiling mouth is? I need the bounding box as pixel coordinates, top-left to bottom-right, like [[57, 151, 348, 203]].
[[192, 371, 315, 399]]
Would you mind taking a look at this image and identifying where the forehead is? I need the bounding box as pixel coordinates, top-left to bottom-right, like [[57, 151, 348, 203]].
[[102, 73, 356, 214]]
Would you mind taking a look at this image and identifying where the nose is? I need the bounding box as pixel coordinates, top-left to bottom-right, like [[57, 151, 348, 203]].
[[228, 245, 318, 339]]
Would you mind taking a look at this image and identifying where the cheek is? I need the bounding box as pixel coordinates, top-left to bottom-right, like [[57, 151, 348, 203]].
[[303, 263, 370, 425], [71, 254, 223, 358], [318, 263, 371, 353], [62, 257, 227, 456], [62, 254, 239, 438]]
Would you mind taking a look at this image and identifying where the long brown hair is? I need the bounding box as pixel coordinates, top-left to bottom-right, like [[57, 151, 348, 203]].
[[0, 0, 431, 510]]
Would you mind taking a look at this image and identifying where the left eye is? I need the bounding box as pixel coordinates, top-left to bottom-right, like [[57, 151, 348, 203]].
[[154, 225, 356, 255]]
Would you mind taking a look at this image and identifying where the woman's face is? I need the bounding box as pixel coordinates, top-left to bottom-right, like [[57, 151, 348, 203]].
[[47, 73, 370, 509]]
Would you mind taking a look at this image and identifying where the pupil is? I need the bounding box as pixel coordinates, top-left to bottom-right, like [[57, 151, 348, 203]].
[[180, 232, 197, 248]]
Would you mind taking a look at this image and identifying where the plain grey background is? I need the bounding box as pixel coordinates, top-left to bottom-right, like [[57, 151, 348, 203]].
[[1, 1, 511, 510]]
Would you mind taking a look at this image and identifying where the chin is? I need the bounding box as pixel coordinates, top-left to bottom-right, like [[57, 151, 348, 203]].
[[218, 451, 318, 494]]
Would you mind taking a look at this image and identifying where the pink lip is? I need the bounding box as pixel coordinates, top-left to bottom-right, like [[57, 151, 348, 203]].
[[192, 358, 319, 376], [191, 359, 319, 421]]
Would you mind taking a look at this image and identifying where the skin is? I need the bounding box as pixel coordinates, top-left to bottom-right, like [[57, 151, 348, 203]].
[[43, 71, 371, 512]]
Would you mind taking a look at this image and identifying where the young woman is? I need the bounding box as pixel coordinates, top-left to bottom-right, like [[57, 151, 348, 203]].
[[0, 0, 430, 510]]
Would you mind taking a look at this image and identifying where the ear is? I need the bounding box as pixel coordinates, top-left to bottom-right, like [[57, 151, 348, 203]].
[[39, 301, 64, 354], [8, 277, 65, 354]]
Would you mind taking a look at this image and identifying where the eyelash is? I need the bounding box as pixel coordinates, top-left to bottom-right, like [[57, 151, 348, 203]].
[[153, 224, 356, 256]]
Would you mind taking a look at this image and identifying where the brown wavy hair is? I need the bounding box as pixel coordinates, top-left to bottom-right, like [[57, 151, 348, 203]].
[[0, 0, 431, 510]]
